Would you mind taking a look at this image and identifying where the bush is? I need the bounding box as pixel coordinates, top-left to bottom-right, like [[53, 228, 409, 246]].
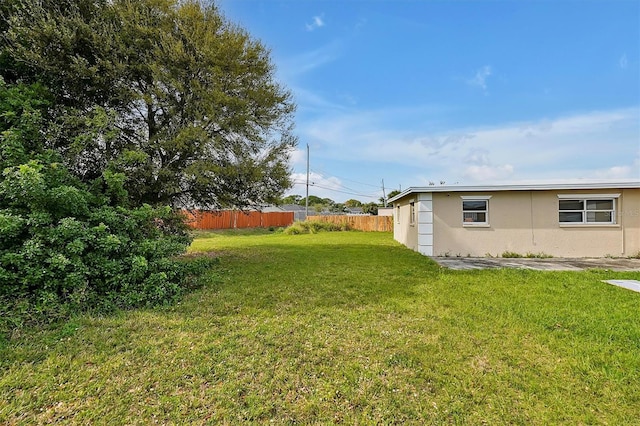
[[0, 79, 217, 336], [0, 161, 212, 335], [284, 220, 351, 235]]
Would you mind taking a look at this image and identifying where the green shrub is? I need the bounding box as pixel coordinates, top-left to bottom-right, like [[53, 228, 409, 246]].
[[283, 220, 351, 235], [0, 159, 207, 334]]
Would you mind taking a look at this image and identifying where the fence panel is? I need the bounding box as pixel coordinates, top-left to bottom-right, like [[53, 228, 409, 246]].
[[183, 210, 294, 230], [306, 215, 393, 232]]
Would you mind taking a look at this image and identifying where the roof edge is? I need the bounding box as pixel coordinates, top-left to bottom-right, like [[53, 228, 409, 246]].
[[388, 181, 640, 203]]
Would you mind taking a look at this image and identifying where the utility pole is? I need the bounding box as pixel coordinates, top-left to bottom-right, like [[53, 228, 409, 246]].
[[305, 144, 309, 219], [381, 179, 387, 207]]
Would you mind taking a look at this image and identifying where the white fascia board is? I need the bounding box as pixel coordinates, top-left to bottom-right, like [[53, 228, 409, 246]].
[[558, 193, 621, 199], [460, 195, 492, 200], [389, 182, 639, 203]]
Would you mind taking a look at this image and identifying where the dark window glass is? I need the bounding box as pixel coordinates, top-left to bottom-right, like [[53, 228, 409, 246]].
[[586, 199, 613, 210], [462, 200, 486, 211], [559, 200, 583, 210], [559, 212, 583, 222], [464, 212, 486, 223], [587, 211, 612, 222]]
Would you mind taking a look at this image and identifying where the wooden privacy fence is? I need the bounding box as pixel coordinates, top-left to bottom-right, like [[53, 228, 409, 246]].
[[307, 215, 393, 232], [183, 210, 294, 230]]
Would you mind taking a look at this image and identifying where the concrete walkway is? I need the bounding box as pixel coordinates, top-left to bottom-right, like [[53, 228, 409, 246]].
[[432, 256, 640, 271]]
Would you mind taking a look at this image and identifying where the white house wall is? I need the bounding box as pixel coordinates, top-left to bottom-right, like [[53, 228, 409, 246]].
[[393, 198, 418, 252]]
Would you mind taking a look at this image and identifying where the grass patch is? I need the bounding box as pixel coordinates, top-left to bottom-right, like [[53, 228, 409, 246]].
[[1, 232, 639, 423], [190, 227, 283, 239]]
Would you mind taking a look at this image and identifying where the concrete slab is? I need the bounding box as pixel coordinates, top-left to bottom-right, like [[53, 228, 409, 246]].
[[433, 257, 640, 271], [603, 280, 640, 293]]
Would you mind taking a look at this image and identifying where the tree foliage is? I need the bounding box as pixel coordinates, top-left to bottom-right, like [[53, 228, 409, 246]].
[[0, 79, 213, 333], [344, 199, 363, 208], [279, 194, 302, 205], [2, 0, 297, 209], [387, 190, 402, 200], [362, 202, 379, 215]]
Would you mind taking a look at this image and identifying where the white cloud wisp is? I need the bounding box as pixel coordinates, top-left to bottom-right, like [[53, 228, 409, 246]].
[[306, 15, 325, 31]]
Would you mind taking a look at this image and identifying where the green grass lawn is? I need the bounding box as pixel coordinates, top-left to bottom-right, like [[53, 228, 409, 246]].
[[2, 231, 640, 424]]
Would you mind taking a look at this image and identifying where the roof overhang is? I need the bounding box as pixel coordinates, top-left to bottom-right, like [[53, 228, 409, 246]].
[[388, 181, 640, 204]]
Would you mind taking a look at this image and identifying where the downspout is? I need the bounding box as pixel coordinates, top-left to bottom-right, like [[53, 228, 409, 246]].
[[619, 194, 625, 255], [530, 191, 536, 247]]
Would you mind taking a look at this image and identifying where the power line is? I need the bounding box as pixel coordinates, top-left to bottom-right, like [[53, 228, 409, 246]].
[[307, 169, 383, 199], [311, 183, 379, 199], [290, 181, 379, 200], [292, 181, 378, 198], [310, 168, 381, 189]]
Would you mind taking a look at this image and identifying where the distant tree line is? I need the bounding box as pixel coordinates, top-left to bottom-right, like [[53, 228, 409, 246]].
[[278, 192, 402, 216]]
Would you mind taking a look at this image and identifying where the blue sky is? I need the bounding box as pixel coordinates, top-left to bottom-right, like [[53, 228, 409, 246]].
[[220, 0, 640, 202]]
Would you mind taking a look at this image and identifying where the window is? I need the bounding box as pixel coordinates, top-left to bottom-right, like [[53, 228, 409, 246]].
[[558, 195, 617, 224], [396, 205, 401, 224], [409, 202, 416, 225], [461, 196, 491, 226]]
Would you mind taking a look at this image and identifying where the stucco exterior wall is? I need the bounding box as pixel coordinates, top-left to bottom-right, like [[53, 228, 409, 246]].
[[393, 197, 419, 252], [431, 188, 640, 257], [621, 188, 640, 255]]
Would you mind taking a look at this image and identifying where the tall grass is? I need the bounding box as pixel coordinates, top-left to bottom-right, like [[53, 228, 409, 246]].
[[283, 220, 351, 234]]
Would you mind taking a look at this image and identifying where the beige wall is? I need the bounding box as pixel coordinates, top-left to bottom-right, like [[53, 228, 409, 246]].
[[394, 188, 640, 258], [620, 189, 640, 256], [432, 188, 640, 257], [393, 198, 419, 252]]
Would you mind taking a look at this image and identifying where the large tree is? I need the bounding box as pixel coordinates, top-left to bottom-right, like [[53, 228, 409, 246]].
[[2, 0, 297, 209]]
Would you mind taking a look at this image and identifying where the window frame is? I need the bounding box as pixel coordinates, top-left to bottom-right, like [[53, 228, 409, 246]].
[[461, 195, 491, 227], [409, 202, 416, 226], [558, 194, 619, 226]]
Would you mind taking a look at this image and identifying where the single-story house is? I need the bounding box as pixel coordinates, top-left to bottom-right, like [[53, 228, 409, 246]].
[[279, 204, 308, 221], [378, 207, 394, 217], [388, 182, 640, 258]]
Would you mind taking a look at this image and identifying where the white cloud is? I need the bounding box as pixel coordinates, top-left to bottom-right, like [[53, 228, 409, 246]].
[[305, 15, 325, 32], [279, 40, 342, 80], [289, 147, 307, 168], [464, 148, 491, 166], [292, 86, 347, 113], [463, 164, 514, 181], [286, 171, 352, 201], [467, 65, 492, 92], [354, 17, 367, 30], [594, 153, 640, 180], [619, 53, 628, 69]]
